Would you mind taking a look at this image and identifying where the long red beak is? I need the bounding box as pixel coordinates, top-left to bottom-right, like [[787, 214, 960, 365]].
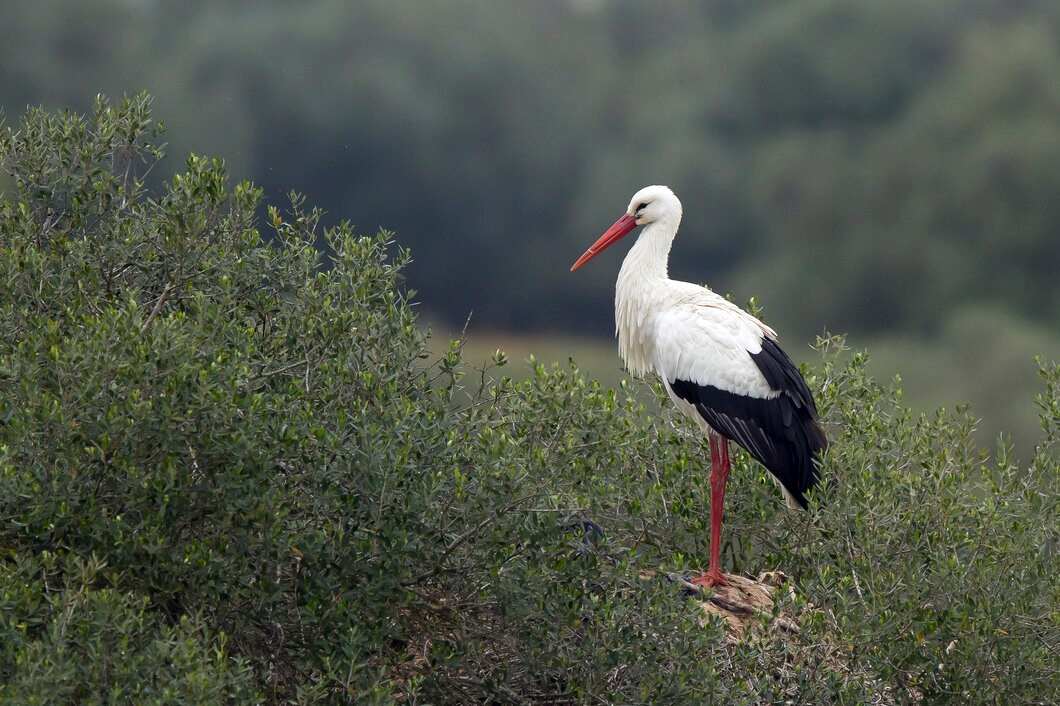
[[570, 213, 638, 272]]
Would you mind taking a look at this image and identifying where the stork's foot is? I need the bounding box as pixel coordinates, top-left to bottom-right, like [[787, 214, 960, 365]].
[[689, 569, 728, 588]]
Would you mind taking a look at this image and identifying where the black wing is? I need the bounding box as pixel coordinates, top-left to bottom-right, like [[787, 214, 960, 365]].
[[670, 338, 827, 508]]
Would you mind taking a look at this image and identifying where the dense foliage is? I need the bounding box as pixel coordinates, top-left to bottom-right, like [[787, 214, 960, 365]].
[[1, 98, 1057, 704]]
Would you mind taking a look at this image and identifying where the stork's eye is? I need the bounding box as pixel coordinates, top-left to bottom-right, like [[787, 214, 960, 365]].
[[635, 202, 648, 213]]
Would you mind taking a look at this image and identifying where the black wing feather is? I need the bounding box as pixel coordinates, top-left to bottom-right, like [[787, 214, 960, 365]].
[[670, 337, 827, 508]]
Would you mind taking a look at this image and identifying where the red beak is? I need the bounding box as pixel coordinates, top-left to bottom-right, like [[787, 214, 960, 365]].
[[570, 213, 638, 272]]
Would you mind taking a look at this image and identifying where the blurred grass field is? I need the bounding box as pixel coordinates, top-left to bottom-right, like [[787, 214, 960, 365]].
[[428, 305, 1058, 456]]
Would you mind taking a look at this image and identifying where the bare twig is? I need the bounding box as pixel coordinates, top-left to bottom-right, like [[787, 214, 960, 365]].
[[404, 491, 543, 587], [140, 282, 173, 333]]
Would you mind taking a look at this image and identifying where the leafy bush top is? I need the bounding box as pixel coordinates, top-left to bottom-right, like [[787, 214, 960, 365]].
[[0, 95, 1057, 704]]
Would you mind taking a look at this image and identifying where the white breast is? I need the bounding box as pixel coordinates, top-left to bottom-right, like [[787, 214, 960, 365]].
[[615, 278, 658, 377], [618, 279, 777, 399]]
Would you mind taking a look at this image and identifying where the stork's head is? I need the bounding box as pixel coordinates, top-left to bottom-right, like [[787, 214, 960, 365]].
[[627, 184, 682, 226], [571, 185, 682, 271]]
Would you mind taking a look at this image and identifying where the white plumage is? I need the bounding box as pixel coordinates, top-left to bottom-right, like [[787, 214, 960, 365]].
[[612, 186, 777, 398], [571, 184, 827, 587]]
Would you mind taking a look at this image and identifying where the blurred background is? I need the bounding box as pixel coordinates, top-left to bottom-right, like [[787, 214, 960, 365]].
[[2, 0, 1058, 451]]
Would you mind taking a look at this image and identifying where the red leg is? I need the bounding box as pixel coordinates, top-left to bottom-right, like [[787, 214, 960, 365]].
[[690, 433, 730, 588]]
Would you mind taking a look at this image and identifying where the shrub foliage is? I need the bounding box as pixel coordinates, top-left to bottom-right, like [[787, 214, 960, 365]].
[[1, 96, 1057, 704]]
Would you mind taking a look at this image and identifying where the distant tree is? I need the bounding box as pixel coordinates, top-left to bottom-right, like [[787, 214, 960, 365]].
[[2, 1, 1058, 338]]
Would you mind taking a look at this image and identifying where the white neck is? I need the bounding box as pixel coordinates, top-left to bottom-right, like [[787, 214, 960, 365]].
[[614, 216, 681, 376], [617, 219, 678, 283]]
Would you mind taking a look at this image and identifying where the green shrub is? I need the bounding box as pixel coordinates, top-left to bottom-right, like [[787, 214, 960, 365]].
[[1, 95, 1056, 704], [0, 553, 256, 705]]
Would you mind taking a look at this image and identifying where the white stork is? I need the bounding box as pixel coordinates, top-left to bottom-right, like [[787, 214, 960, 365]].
[[571, 185, 827, 588]]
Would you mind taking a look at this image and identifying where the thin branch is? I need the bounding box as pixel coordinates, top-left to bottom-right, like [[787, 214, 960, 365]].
[[140, 283, 173, 333], [404, 491, 543, 587], [258, 358, 310, 379]]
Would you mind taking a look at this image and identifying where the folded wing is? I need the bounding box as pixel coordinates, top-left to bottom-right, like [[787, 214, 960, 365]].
[[653, 305, 827, 507]]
